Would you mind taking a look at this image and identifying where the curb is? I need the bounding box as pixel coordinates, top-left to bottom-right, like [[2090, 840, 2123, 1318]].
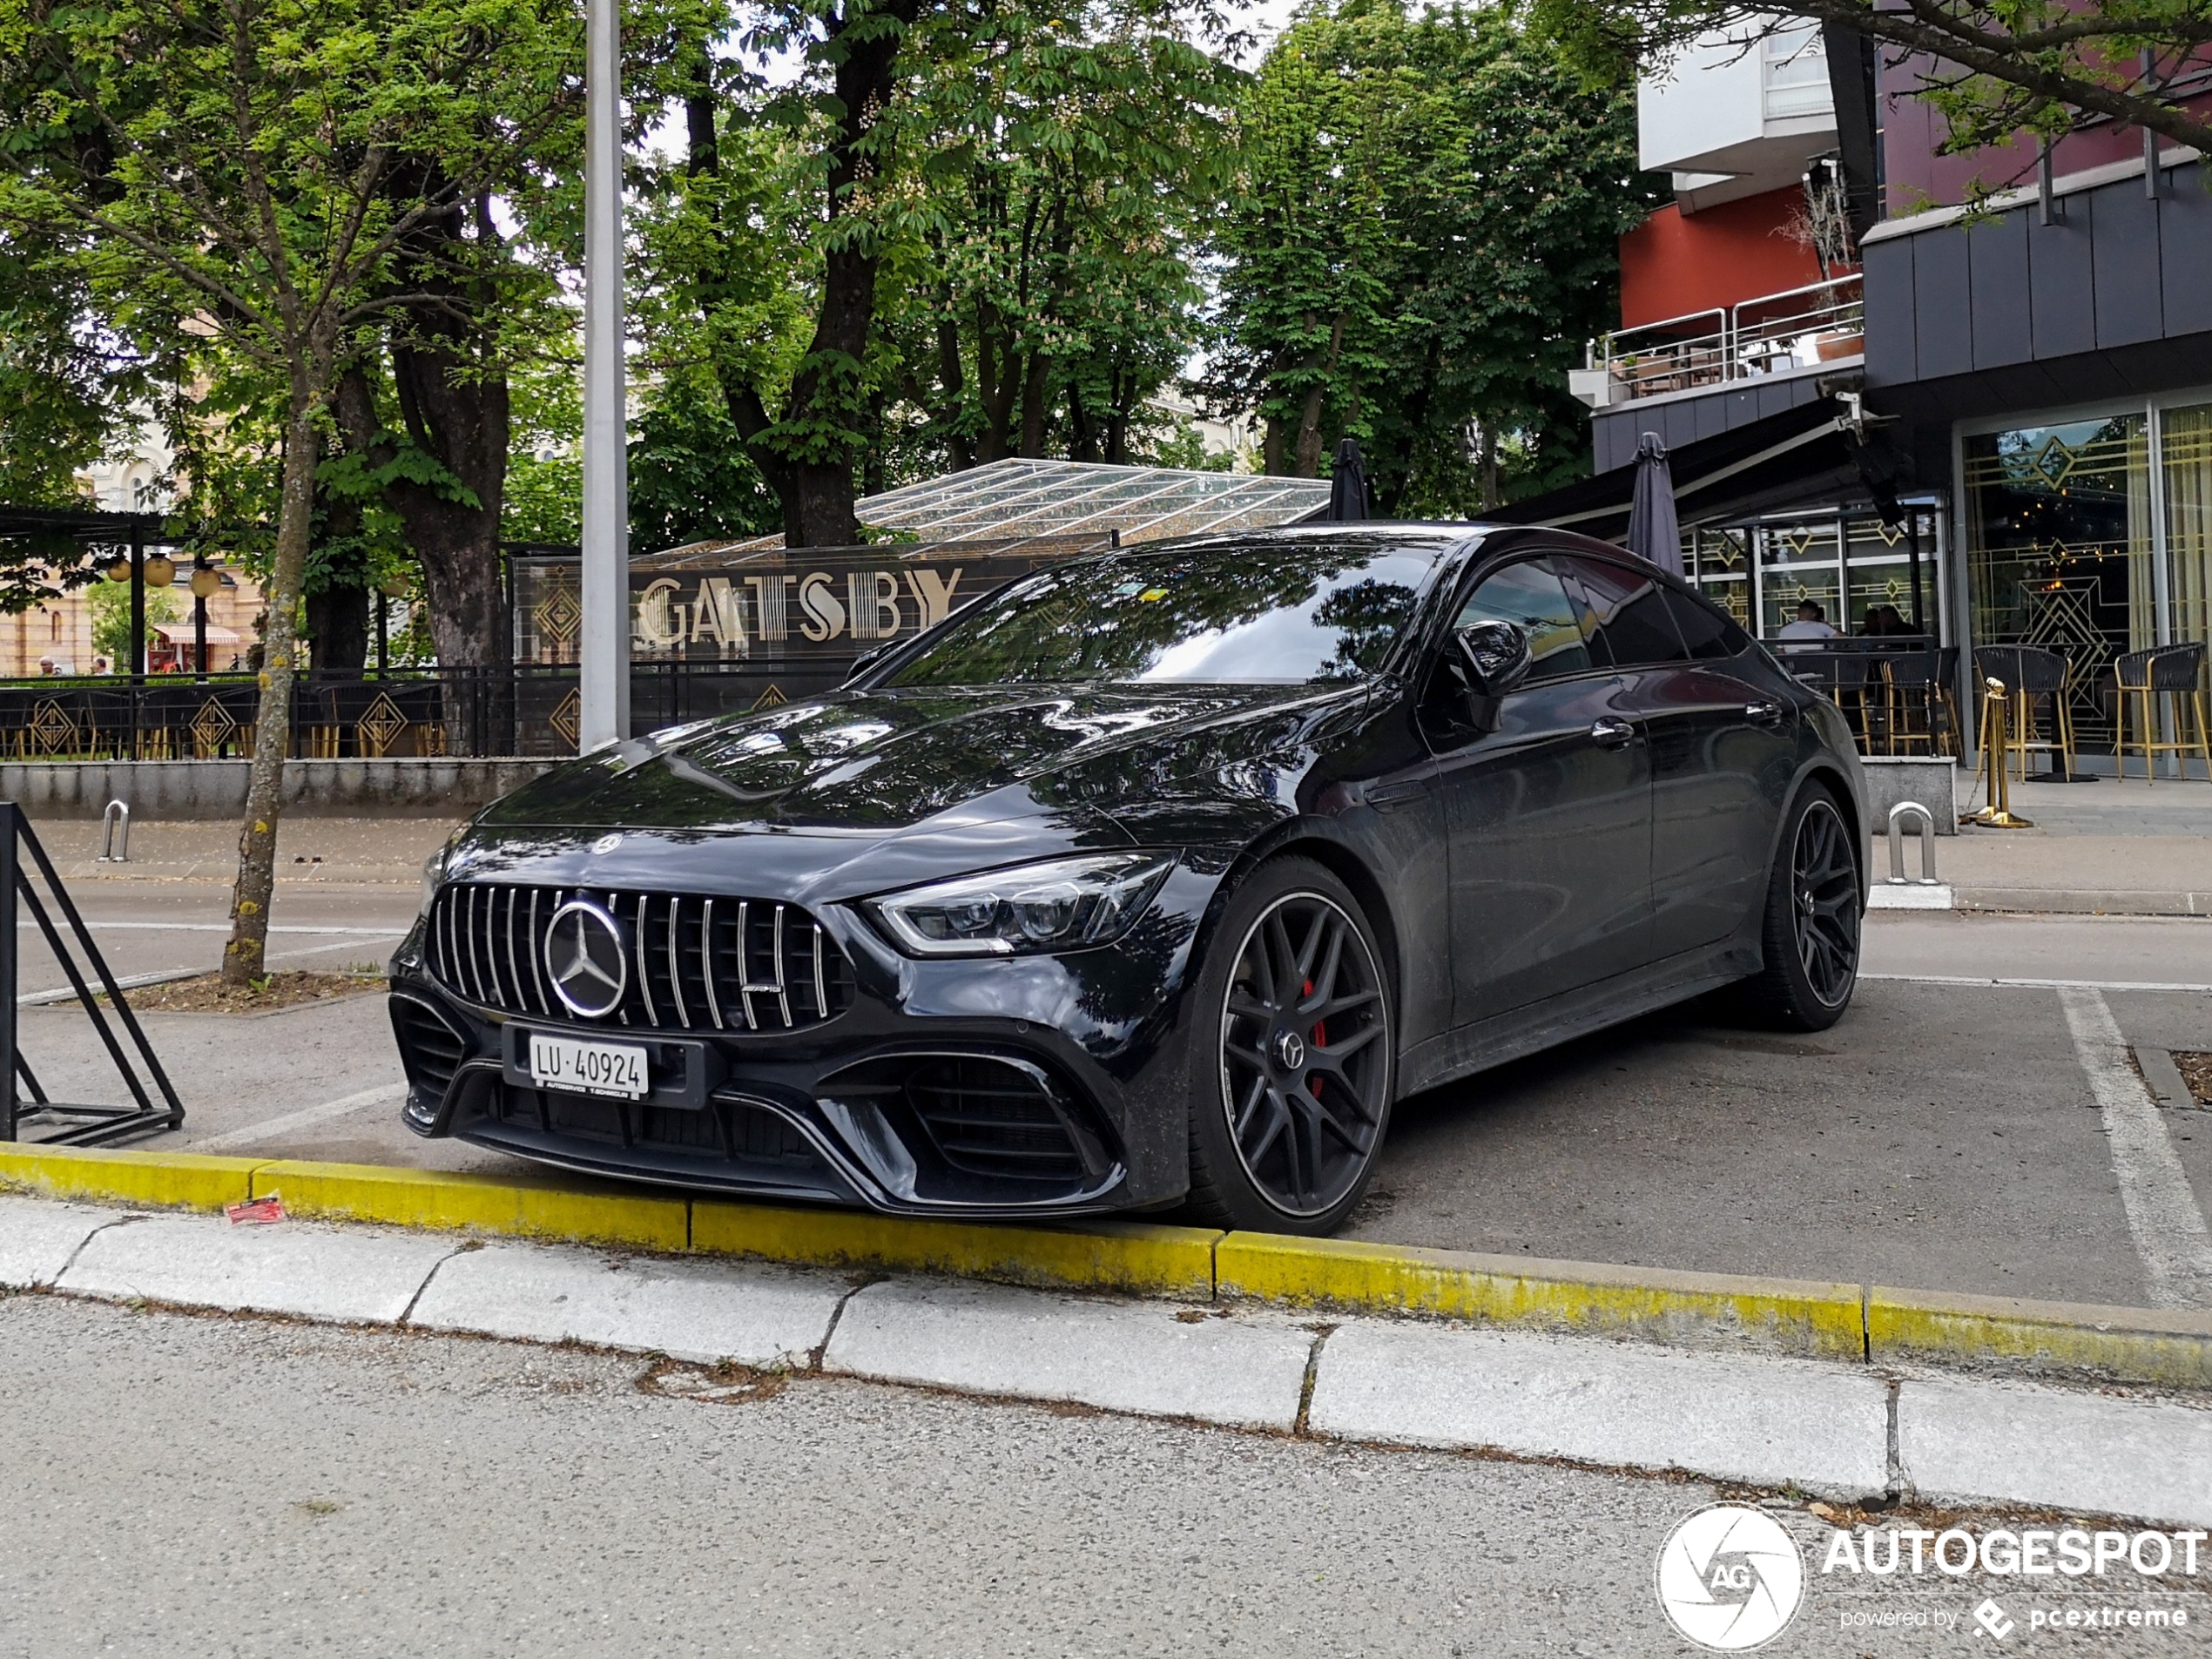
[[4, 1143, 2208, 1386]]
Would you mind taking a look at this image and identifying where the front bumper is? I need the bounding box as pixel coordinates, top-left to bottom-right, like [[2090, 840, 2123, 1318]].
[[386, 867, 1221, 1218]]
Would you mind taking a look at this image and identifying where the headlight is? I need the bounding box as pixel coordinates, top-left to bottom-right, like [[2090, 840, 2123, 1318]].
[[867, 852, 1176, 958]]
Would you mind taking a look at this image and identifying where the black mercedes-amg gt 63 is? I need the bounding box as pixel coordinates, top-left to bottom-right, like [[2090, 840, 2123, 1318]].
[[392, 524, 1865, 1234]]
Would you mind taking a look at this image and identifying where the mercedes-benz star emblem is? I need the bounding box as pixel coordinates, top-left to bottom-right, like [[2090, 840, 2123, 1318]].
[[544, 898, 628, 1019], [590, 833, 623, 855]]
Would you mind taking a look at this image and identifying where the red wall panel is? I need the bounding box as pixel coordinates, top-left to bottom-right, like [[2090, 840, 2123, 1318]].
[[1618, 186, 1835, 329]]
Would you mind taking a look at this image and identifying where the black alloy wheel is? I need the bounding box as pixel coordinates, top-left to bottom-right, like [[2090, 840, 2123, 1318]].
[[1191, 863, 1394, 1231], [1743, 786, 1860, 1031], [1791, 797, 1859, 1008]]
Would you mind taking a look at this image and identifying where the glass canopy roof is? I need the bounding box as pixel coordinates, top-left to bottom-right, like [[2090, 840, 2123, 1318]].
[[853, 459, 1332, 551]]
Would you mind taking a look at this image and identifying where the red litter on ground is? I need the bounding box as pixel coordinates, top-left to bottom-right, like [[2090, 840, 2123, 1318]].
[[225, 1194, 286, 1226]]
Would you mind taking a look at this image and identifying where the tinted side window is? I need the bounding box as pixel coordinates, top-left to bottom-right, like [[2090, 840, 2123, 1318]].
[[1561, 556, 1689, 668], [1454, 558, 1592, 683], [1662, 586, 1753, 660]]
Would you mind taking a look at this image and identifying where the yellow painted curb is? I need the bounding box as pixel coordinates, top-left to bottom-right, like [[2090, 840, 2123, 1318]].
[[1216, 1232, 1868, 1360], [1869, 1286, 2212, 1390], [0, 1144, 263, 1212], [252, 1160, 689, 1252], [692, 1200, 1221, 1301]]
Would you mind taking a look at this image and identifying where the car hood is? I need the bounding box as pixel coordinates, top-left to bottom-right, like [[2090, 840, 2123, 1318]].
[[479, 683, 1359, 841]]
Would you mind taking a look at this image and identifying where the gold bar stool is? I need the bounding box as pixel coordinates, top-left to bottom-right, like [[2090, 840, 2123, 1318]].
[[1975, 644, 2074, 781], [1882, 647, 1961, 758], [2114, 641, 2211, 784]]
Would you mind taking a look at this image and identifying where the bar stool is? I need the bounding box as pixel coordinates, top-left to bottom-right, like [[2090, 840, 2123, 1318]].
[[1882, 649, 1960, 757], [1828, 651, 1879, 751], [2114, 641, 2211, 783], [1973, 644, 2075, 779]]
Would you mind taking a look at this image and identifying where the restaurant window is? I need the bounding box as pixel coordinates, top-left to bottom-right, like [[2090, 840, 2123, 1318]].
[[1962, 415, 2152, 754], [2163, 402, 2212, 654]]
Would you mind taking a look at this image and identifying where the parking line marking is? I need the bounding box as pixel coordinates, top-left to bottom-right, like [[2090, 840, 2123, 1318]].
[[189, 1082, 408, 1152], [1865, 974, 2212, 993], [2059, 985, 2212, 1309]]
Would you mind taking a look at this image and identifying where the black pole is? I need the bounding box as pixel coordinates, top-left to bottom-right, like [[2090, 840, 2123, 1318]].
[[376, 592, 388, 675], [1907, 514, 1925, 637], [1, 804, 15, 1142], [194, 558, 209, 679], [127, 524, 145, 687]]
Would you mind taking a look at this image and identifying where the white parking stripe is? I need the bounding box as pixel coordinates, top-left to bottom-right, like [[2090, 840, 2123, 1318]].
[[2059, 985, 2212, 1309], [189, 1082, 408, 1151]]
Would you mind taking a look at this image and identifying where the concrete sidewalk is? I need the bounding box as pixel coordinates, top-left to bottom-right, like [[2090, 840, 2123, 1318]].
[[5, 1192, 2209, 1526], [1876, 779, 2212, 914]]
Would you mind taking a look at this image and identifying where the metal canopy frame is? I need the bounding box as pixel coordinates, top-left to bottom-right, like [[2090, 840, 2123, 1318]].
[[0, 803, 185, 1146], [854, 460, 1333, 551]]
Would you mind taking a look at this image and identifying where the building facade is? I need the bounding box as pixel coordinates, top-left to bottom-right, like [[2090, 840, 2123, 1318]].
[[1516, 17, 2212, 777]]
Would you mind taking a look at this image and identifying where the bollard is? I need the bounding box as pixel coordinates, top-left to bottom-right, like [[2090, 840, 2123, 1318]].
[[1885, 800, 1939, 885], [1962, 678, 2034, 829], [97, 799, 130, 863]]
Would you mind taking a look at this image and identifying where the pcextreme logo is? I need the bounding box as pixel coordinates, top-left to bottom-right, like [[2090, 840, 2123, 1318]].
[[1656, 1503, 1807, 1651]]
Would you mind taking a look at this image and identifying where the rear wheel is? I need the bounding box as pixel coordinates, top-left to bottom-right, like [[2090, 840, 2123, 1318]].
[[1184, 859, 1394, 1235], [1741, 785, 1860, 1031]]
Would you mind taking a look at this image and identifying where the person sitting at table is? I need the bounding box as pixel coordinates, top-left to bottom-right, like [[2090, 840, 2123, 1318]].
[[1776, 600, 1839, 649]]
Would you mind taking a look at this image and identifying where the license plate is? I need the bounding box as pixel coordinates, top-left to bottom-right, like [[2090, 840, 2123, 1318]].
[[527, 1032, 649, 1100]]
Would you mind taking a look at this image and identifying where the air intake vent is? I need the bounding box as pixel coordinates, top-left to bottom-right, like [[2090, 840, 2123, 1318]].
[[390, 996, 468, 1098], [426, 885, 853, 1034], [822, 1053, 1115, 1190]]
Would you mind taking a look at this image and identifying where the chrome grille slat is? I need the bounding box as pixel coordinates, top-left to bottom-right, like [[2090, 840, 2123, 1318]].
[[463, 886, 487, 1003], [526, 889, 548, 1015], [631, 893, 657, 1025], [666, 896, 691, 1029], [428, 883, 846, 1034], [700, 898, 724, 1029]]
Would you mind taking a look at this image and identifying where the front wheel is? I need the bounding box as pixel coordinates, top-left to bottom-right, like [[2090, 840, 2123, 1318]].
[[1184, 859, 1395, 1235], [1742, 785, 1861, 1031]]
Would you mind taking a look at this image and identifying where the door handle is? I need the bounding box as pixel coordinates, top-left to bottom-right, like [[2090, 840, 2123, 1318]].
[[1589, 717, 1636, 749], [1745, 700, 1785, 725]]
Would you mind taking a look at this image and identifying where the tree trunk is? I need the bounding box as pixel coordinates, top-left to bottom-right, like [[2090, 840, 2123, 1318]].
[[224, 390, 319, 987], [335, 347, 512, 751], [305, 583, 369, 677], [1291, 313, 1347, 478], [1017, 347, 1051, 457], [1262, 415, 1289, 475], [1480, 419, 1500, 513]]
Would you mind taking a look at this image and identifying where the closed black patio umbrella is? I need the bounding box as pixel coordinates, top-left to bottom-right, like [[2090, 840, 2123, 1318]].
[[1327, 437, 1369, 522], [1625, 432, 1683, 577]]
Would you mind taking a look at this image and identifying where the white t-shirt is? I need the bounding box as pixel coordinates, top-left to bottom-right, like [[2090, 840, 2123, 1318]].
[[1775, 619, 1838, 641]]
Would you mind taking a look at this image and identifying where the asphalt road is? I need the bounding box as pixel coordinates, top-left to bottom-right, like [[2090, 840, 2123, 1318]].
[[2, 1295, 2201, 1659], [17, 872, 2212, 1306]]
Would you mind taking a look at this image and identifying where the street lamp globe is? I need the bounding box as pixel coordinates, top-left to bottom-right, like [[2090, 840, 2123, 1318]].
[[142, 554, 176, 588], [190, 565, 221, 600]]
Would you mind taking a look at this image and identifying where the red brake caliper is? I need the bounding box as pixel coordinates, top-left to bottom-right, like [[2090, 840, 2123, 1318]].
[[1305, 978, 1325, 1098]]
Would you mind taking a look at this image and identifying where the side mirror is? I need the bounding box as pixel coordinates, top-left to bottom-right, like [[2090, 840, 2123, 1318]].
[[844, 641, 894, 685], [1450, 620, 1532, 732]]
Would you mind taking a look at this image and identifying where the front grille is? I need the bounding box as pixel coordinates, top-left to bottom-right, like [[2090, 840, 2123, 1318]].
[[391, 996, 468, 1098], [426, 883, 853, 1033]]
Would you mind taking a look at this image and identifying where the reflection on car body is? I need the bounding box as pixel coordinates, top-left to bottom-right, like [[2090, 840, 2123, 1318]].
[[392, 525, 1865, 1235]]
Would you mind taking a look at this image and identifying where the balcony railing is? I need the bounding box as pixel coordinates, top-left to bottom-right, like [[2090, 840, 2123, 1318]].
[[1577, 274, 1864, 407]]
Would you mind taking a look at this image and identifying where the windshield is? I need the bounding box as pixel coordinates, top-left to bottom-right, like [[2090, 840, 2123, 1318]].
[[878, 540, 1445, 689]]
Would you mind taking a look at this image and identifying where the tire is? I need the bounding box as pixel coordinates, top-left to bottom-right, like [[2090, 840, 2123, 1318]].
[[1741, 783, 1862, 1031], [1184, 857, 1395, 1235]]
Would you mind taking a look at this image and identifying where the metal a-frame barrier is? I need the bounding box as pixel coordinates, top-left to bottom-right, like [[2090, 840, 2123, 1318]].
[[0, 802, 184, 1144]]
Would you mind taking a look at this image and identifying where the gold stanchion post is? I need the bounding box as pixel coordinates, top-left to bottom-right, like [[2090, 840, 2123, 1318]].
[[1962, 676, 2034, 828]]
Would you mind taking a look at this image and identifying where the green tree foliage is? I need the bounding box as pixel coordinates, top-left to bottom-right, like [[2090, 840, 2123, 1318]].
[[1527, 0, 2212, 162], [0, 0, 578, 981], [653, 0, 1236, 544], [1209, 0, 1656, 513], [86, 573, 179, 664]]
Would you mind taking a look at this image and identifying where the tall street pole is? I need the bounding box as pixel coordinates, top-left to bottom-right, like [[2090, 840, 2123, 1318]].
[[579, 0, 630, 750]]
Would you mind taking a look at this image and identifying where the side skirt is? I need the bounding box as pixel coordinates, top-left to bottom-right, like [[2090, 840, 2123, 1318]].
[[1395, 941, 1758, 1100]]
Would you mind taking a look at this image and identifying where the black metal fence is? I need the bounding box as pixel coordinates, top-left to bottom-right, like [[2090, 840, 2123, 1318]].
[[0, 664, 846, 762]]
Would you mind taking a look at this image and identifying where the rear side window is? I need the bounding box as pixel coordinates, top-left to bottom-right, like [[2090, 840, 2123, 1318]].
[[1559, 556, 1689, 668], [1662, 586, 1753, 660], [1454, 557, 1593, 683]]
